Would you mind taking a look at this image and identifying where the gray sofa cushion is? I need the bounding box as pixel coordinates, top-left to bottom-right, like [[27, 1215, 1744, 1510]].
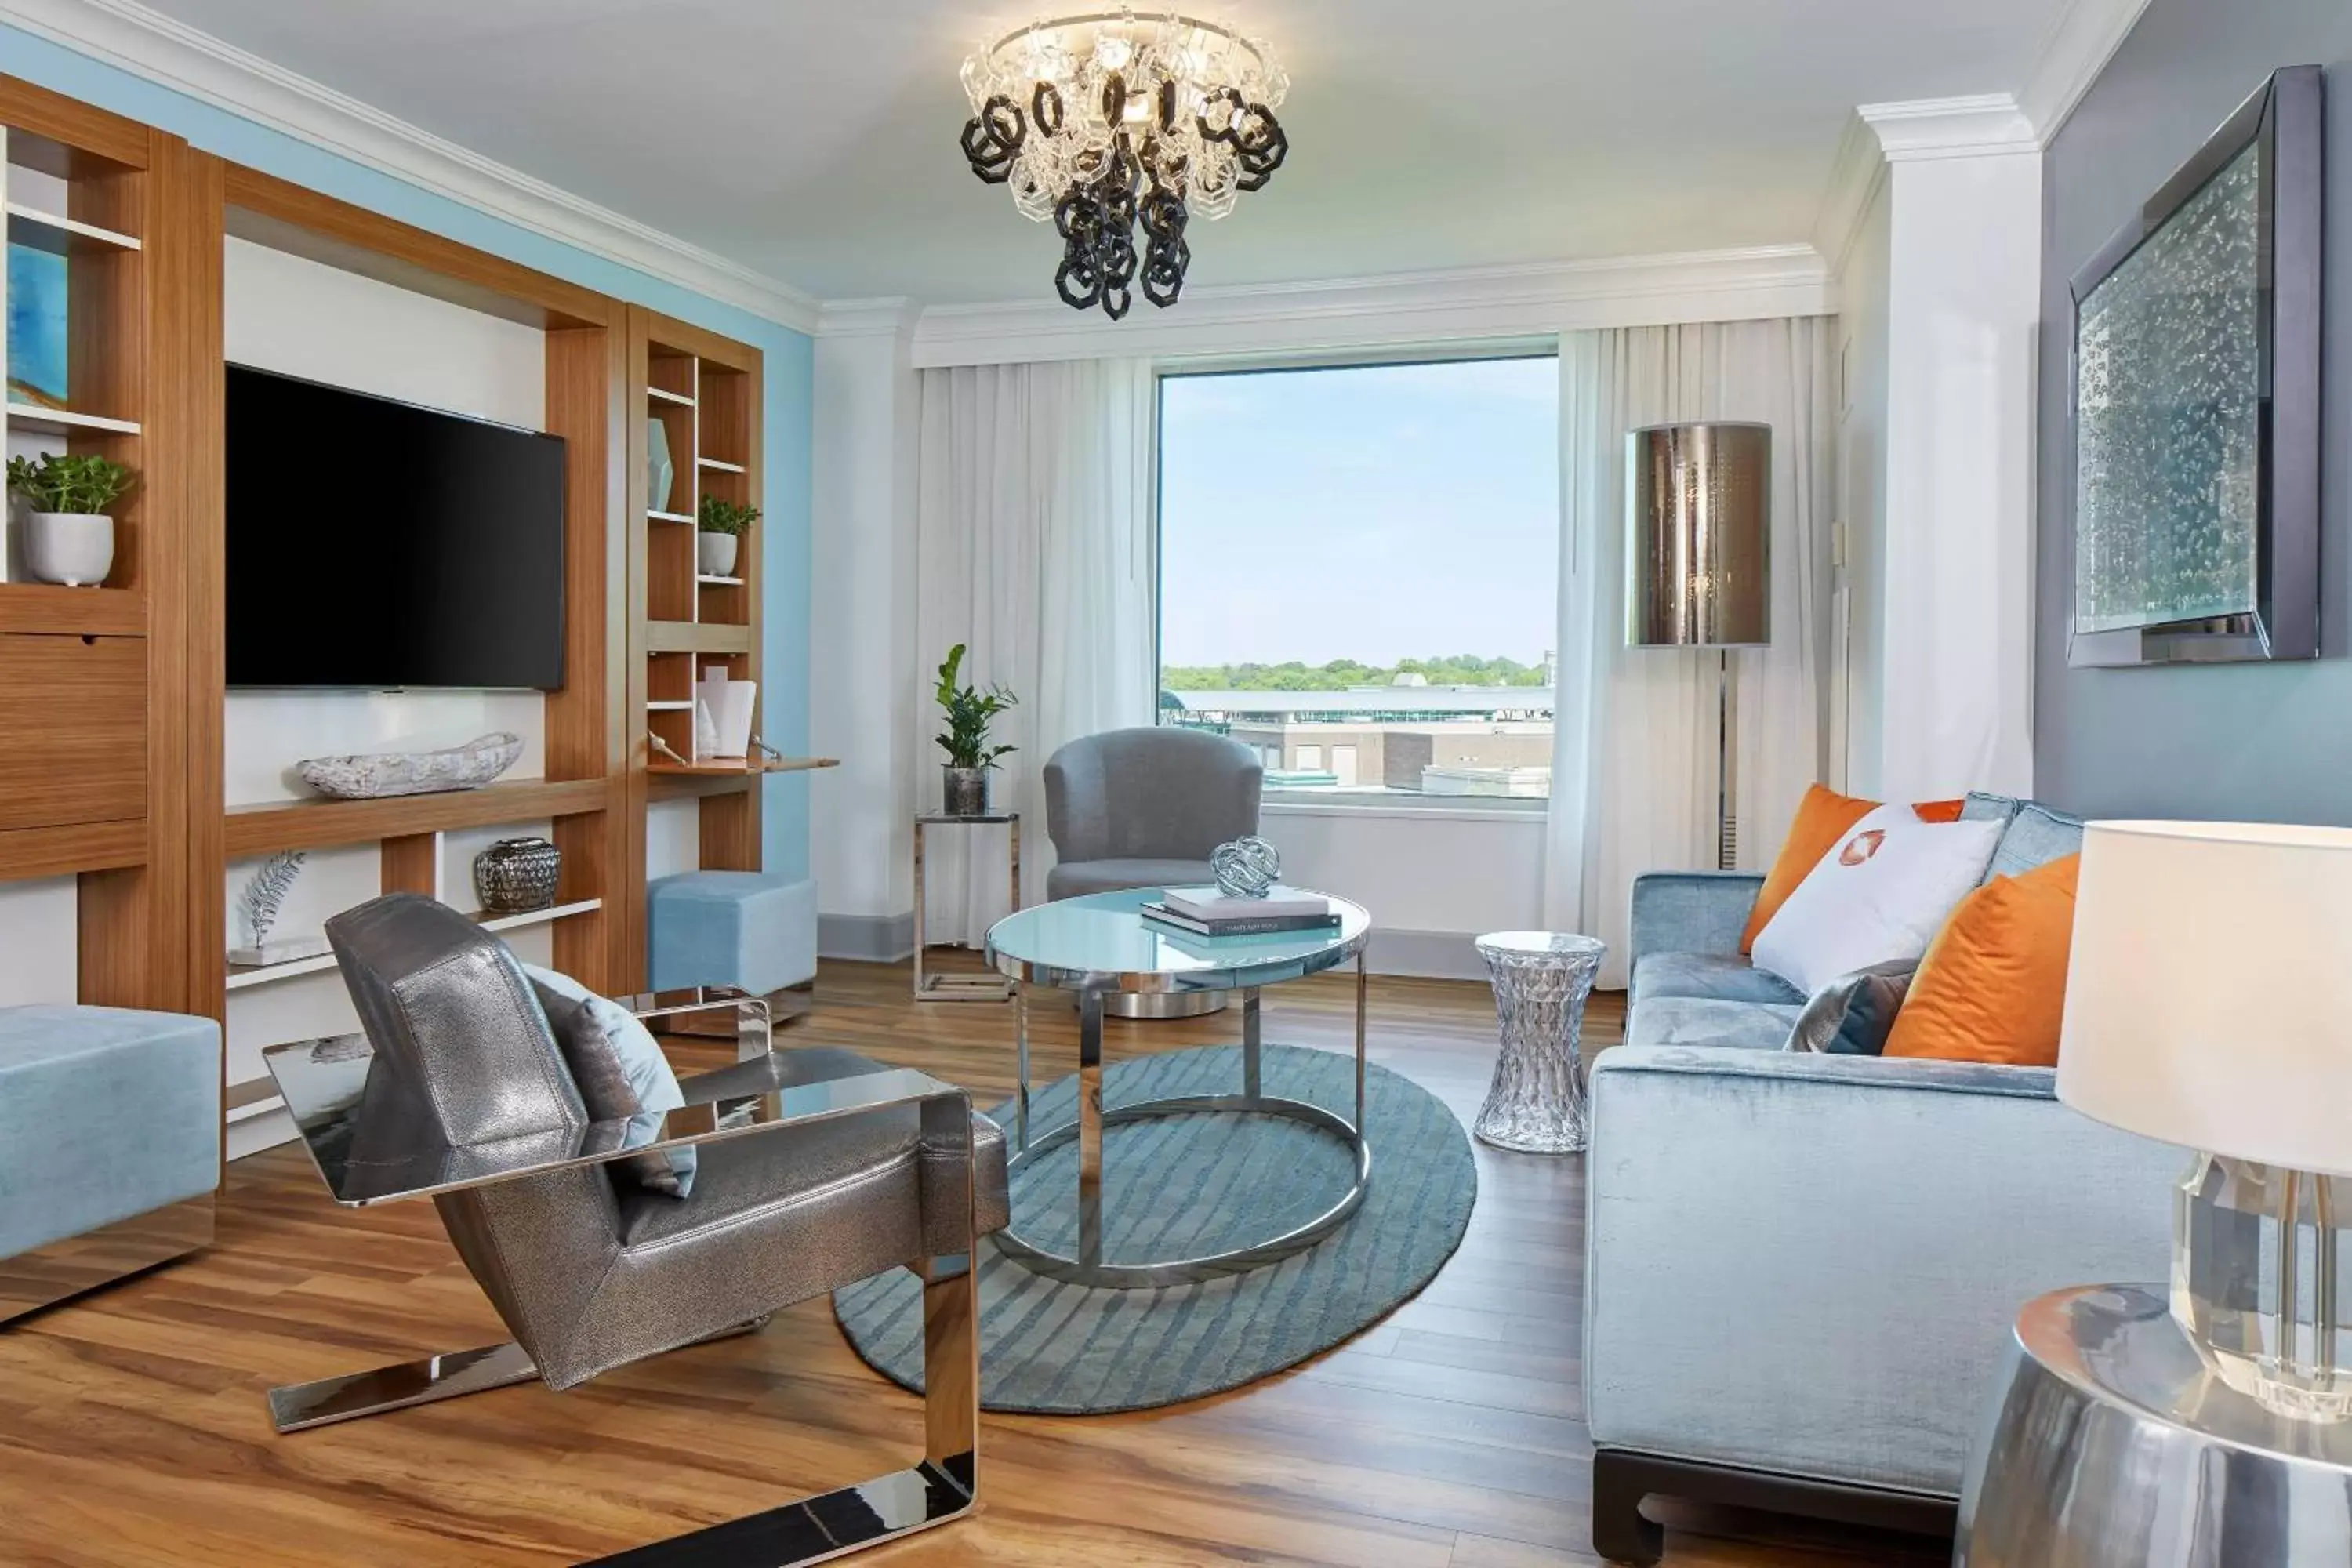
[[1632, 952, 1804, 1008], [1990, 802, 2084, 880], [1627, 996, 1804, 1051], [1785, 962, 1916, 1055]]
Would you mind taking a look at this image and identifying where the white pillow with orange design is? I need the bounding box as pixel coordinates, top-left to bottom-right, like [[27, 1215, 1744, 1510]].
[[1750, 804, 2004, 997]]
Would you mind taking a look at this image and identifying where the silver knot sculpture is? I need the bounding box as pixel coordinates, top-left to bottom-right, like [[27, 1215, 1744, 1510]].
[[1210, 835, 1282, 900]]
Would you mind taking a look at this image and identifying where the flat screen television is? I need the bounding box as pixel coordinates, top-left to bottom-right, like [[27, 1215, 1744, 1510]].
[[225, 365, 567, 689]]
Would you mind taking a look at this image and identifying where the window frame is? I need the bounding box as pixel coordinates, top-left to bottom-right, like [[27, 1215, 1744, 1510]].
[[1149, 345, 1562, 815]]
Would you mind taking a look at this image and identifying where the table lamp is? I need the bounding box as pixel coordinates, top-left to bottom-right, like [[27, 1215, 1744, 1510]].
[[2060, 819, 2352, 1421], [1626, 422, 1771, 869]]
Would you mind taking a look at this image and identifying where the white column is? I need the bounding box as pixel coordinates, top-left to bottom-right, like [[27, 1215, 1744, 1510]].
[[810, 300, 922, 958], [1857, 96, 2042, 802]]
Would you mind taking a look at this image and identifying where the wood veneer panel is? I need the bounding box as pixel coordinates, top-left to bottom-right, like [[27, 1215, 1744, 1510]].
[[0, 820, 144, 880], [378, 834, 438, 898], [74, 866, 150, 1007], [0, 74, 151, 169], [0, 586, 143, 635], [645, 620, 750, 655], [0, 634, 146, 831], [224, 779, 610, 858], [145, 135, 224, 1024], [544, 322, 630, 991], [221, 165, 608, 330]]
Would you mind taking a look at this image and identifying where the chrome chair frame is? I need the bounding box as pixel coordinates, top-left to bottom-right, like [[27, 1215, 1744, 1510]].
[[261, 990, 982, 1568]]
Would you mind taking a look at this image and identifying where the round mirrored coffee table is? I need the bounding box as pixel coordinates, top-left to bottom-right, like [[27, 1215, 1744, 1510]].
[[984, 887, 1372, 1290]]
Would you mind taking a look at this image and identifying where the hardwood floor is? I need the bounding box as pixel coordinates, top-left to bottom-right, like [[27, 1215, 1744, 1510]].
[[0, 959, 1950, 1567]]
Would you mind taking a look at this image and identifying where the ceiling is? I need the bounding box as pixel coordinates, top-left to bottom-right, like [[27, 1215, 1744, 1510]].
[[141, 0, 2075, 307]]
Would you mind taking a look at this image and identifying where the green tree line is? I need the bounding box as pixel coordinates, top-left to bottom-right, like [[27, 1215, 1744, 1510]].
[[1160, 655, 1550, 691]]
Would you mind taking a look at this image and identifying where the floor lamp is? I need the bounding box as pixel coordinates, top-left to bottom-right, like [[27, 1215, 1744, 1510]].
[[1626, 422, 1772, 871]]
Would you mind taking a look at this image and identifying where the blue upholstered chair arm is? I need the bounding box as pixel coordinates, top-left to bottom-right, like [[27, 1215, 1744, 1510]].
[[1583, 1045, 2180, 1497], [1627, 871, 1765, 968]]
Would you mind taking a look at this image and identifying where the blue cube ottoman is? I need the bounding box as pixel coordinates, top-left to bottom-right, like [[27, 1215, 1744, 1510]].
[[647, 871, 818, 997], [0, 1005, 220, 1321]]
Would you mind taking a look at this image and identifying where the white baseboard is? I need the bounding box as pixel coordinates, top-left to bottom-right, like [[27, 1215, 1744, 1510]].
[[820, 911, 915, 964]]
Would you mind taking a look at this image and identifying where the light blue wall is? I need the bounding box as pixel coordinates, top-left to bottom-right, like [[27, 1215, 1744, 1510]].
[[0, 25, 815, 879]]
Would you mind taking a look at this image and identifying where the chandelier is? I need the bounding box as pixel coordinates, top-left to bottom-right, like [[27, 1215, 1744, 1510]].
[[958, 11, 1289, 318]]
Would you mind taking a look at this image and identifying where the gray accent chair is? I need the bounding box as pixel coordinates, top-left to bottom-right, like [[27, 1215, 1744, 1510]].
[[1044, 726, 1263, 1018], [1585, 794, 2179, 1563], [281, 895, 1010, 1565]]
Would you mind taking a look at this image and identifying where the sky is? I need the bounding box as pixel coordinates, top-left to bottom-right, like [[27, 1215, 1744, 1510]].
[[1158, 355, 1560, 670]]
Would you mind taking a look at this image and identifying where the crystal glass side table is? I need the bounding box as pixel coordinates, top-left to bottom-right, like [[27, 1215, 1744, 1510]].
[[1959, 1283, 2352, 1566], [1472, 931, 1606, 1154], [913, 811, 1020, 1003]]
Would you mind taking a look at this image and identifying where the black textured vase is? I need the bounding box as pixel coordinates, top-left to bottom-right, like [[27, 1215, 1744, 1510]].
[[474, 836, 560, 913], [942, 765, 991, 818]]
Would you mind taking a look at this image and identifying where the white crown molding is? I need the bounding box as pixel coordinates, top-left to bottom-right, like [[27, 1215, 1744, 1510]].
[[0, 0, 822, 332], [2017, 0, 2153, 142], [1858, 93, 2039, 162], [1813, 111, 1890, 278], [903, 246, 1836, 368], [817, 298, 922, 339]]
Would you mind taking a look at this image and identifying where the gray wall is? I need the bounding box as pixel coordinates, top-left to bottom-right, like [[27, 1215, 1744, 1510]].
[[2035, 1, 2352, 821]]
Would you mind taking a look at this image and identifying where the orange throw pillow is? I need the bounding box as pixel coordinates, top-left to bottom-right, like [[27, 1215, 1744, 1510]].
[[1883, 854, 2080, 1066], [1740, 786, 1970, 952]]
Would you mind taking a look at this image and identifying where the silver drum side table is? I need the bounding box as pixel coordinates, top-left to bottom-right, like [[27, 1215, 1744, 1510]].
[[1960, 1283, 2352, 1566], [1472, 931, 1606, 1154]]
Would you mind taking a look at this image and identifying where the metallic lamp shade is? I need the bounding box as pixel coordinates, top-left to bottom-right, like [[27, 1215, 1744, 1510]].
[[1626, 422, 1772, 647]]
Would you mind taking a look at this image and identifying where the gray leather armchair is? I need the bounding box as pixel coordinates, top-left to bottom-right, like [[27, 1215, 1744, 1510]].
[[265, 895, 1010, 1566], [1043, 725, 1263, 899]]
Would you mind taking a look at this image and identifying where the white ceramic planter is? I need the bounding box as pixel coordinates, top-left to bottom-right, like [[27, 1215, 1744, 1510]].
[[698, 531, 739, 577], [24, 512, 114, 587]]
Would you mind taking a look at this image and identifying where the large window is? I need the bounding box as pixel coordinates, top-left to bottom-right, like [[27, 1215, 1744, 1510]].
[[1157, 356, 1560, 801]]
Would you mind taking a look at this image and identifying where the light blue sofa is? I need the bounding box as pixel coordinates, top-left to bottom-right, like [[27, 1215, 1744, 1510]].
[[1584, 796, 2180, 1563]]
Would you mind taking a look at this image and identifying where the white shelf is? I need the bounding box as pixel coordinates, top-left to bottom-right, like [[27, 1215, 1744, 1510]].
[[647, 699, 695, 711], [227, 1094, 285, 1125], [697, 456, 746, 474], [648, 509, 695, 524], [476, 898, 602, 935], [7, 204, 140, 254], [7, 403, 140, 436], [696, 574, 744, 586], [648, 386, 695, 408], [226, 898, 602, 991]]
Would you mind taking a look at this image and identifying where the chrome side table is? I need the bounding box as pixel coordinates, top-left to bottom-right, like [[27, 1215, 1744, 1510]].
[[1960, 1283, 2352, 1566], [1472, 931, 1606, 1153], [913, 811, 1019, 1003]]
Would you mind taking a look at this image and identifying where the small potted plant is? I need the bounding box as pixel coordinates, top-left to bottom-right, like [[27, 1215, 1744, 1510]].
[[7, 452, 135, 587], [934, 642, 1016, 816], [697, 494, 757, 577]]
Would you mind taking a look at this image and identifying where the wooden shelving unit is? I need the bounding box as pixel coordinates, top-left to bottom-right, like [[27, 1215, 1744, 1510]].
[[223, 778, 612, 857], [627, 308, 766, 931]]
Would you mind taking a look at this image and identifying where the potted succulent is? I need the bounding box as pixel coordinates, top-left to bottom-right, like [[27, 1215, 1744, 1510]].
[[697, 494, 757, 577], [934, 642, 1016, 817], [7, 452, 135, 587]]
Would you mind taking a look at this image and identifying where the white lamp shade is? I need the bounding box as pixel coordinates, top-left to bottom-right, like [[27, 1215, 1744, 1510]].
[[2059, 819, 2352, 1175]]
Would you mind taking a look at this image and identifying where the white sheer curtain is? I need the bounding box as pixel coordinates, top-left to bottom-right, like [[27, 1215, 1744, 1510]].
[[913, 358, 1158, 944], [1545, 318, 1837, 985]]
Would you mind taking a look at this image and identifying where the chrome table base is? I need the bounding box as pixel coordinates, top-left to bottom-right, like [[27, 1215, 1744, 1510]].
[[583, 1460, 974, 1567], [1000, 960, 1372, 1290], [1959, 1283, 2352, 1566]]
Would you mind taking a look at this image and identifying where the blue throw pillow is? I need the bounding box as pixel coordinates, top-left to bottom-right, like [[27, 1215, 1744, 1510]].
[[525, 964, 695, 1197]]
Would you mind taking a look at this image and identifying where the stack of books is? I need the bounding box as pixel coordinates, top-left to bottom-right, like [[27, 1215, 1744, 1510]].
[[1141, 885, 1339, 938]]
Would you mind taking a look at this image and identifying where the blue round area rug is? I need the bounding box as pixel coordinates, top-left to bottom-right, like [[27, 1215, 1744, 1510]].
[[832, 1042, 1476, 1414]]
